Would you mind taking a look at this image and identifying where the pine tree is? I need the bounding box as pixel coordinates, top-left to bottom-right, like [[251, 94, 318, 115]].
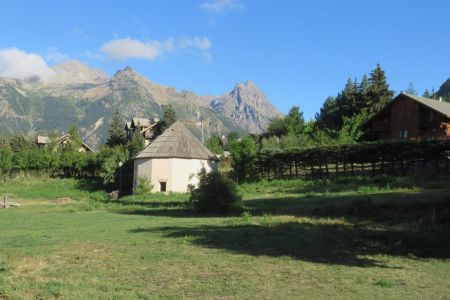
[[423, 89, 431, 98], [337, 78, 359, 117], [365, 64, 394, 115], [405, 82, 417, 95], [285, 106, 305, 135], [107, 110, 127, 147], [161, 105, 177, 132], [315, 96, 340, 130], [127, 130, 145, 157], [358, 75, 370, 111]]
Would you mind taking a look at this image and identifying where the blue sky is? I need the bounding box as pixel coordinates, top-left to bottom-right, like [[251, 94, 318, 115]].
[[0, 0, 449, 119]]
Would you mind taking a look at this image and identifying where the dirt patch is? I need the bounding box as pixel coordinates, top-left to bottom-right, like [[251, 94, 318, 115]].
[[10, 256, 47, 280], [53, 198, 72, 204]]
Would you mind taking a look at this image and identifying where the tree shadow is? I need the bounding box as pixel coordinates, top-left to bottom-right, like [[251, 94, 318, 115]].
[[244, 191, 450, 226], [104, 198, 185, 208], [130, 221, 450, 267], [282, 175, 449, 195], [73, 177, 105, 193]]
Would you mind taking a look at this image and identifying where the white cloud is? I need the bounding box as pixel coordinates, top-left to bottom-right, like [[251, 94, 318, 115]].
[[100, 38, 174, 61], [0, 48, 54, 81], [180, 36, 211, 51], [179, 37, 212, 63], [46, 47, 70, 64], [200, 0, 245, 13]]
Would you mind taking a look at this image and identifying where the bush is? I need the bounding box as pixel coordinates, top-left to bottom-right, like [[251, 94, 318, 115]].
[[135, 176, 152, 196], [189, 168, 241, 213]]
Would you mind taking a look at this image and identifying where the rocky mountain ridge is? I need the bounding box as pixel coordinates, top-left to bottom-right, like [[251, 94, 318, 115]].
[[0, 60, 282, 146]]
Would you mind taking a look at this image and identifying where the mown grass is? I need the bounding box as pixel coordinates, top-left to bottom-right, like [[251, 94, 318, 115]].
[[0, 175, 449, 299]]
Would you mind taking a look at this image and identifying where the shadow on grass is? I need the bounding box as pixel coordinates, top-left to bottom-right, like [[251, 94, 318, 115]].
[[122, 184, 450, 266], [244, 191, 450, 226], [130, 220, 450, 267], [115, 189, 450, 226], [73, 177, 106, 193], [280, 175, 450, 195], [104, 198, 185, 208]]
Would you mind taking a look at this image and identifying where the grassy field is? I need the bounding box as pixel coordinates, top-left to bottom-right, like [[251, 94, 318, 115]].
[[0, 175, 449, 299]]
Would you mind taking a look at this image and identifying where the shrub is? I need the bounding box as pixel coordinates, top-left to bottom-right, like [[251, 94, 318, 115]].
[[135, 176, 152, 196], [189, 168, 241, 213]]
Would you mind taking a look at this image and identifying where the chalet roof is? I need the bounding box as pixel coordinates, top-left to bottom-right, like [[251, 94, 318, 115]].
[[133, 121, 217, 160], [141, 122, 159, 134], [80, 142, 95, 152], [363, 92, 450, 127], [36, 134, 94, 152], [132, 117, 151, 127], [37, 135, 50, 144], [402, 92, 450, 117]]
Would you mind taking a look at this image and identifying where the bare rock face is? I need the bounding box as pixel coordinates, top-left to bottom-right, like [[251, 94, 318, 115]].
[[209, 80, 282, 133]]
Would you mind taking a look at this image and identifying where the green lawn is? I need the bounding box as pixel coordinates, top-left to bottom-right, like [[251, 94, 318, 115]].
[[0, 175, 449, 299]]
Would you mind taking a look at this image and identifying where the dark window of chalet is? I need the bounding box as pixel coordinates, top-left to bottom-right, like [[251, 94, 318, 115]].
[[400, 129, 408, 139], [160, 181, 167, 192]]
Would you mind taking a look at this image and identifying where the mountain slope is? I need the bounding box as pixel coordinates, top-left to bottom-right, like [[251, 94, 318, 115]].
[[0, 63, 280, 146], [209, 80, 282, 133]]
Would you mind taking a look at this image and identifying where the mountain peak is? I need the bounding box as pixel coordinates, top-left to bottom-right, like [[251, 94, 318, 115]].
[[113, 66, 139, 79], [210, 80, 282, 133], [49, 60, 108, 84]]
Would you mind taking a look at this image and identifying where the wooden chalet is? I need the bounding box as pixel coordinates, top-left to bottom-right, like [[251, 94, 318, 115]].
[[36, 134, 94, 152], [125, 115, 161, 146], [364, 92, 450, 140]]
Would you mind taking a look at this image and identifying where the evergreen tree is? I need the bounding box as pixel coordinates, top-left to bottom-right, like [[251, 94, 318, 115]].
[[127, 130, 145, 157], [284, 106, 305, 135], [365, 64, 394, 115], [161, 104, 177, 132], [107, 110, 127, 147], [337, 78, 359, 117], [266, 117, 288, 137], [423, 89, 431, 98], [405, 82, 417, 95], [358, 75, 370, 111], [267, 106, 305, 137], [315, 96, 340, 130]]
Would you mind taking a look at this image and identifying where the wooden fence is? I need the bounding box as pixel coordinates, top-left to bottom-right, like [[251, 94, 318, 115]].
[[252, 140, 450, 180]]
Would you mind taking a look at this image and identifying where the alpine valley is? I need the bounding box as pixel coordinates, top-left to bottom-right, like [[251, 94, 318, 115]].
[[0, 60, 282, 147]]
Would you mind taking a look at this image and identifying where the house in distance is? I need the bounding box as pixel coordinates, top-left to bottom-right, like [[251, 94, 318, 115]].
[[132, 121, 218, 193], [364, 92, 450, 140], [125, 115, 160, 146], [36, 133, 94, 152]]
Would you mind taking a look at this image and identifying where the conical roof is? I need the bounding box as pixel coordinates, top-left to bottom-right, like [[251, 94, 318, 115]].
[[133, 121, 217, 160]]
